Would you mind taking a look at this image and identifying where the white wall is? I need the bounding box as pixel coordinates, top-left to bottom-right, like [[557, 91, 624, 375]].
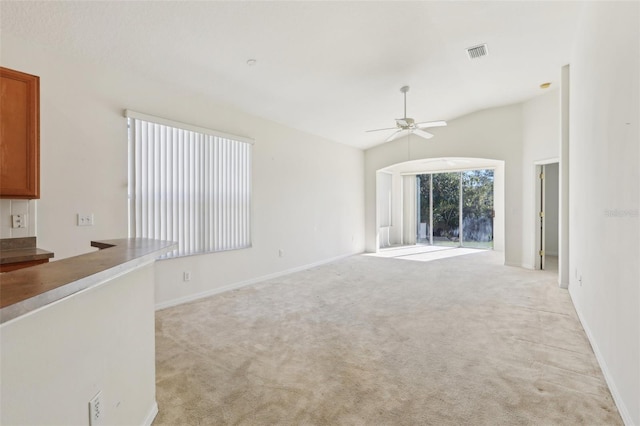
[[1, 264, 157, 425], [365, 104, 523, 266], [568, 2, 639, 425], [0, 34, 365, 307], [521, 90, 560, 268], [559, 65, 570, 287]]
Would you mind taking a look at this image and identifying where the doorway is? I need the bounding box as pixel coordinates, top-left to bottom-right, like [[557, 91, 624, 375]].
[[536, 162, 559, 270]]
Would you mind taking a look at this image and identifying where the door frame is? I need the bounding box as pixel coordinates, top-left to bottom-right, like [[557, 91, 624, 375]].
[[534, 159, 559, 270]]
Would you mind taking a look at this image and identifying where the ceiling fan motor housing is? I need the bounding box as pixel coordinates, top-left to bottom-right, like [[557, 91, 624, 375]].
[[396, 117, 415, 128]]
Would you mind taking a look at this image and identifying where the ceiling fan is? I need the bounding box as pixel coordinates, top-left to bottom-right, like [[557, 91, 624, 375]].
[[366, 86, 447, 142]]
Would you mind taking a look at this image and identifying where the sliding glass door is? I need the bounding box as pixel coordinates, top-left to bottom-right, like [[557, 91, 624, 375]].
[[416, 175, 431, 244], [432, 173, 460, 246], [461, 170, 494, 249], [416, 169, 494, 249]]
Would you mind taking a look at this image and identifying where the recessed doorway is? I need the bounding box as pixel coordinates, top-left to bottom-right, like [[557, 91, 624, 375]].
[[535, 162, 559, 271]]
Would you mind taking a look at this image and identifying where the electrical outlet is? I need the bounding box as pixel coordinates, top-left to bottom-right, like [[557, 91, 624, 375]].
[[278, 249, 284, 258], [77, 213, 94, 226], [183, 271, 191, 282], [11, 214, 27, 229], [89, 391, 103, 426]]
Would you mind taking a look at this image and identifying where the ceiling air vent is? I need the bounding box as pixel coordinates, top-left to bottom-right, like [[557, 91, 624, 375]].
[[466, 43, 488, 60]]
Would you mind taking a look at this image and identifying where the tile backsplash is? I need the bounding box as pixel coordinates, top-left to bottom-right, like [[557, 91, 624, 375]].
[[0, 199, 37, 239]]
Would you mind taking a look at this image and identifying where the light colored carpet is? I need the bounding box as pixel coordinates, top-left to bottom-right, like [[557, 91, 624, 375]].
[[153, 250, 621, 425], [367, 245, 485, 262]]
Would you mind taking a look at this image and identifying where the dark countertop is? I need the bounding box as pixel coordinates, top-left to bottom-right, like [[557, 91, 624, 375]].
[[0, 237, 54, 264], [0, 238, 176, 324]]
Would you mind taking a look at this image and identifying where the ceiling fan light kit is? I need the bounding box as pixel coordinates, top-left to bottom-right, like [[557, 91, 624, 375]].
[[367, 85, 447, 142]]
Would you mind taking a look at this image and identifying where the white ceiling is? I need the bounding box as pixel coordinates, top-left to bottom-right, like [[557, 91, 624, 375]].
[[1, 1, 584, 149]]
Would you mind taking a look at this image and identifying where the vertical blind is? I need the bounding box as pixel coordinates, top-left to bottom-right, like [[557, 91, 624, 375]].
[[126, 110, 252, 258], [402, 174, 417, 245], [377, 171, 392, 227]]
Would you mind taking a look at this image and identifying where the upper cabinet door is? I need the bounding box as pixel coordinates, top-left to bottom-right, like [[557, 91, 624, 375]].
[[0, 67, 40, 199]]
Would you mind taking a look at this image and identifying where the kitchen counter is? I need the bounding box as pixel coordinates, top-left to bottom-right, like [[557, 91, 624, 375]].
[[0, 238, 176, 323], [0, 237, 174, 425], [0, 237, 54, 272]]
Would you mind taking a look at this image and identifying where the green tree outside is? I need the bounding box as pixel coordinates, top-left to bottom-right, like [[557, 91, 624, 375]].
[[417, 169, 494, 247]]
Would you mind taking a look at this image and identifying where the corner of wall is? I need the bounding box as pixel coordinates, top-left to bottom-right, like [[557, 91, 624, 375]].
[[142, 402, 159, 426]]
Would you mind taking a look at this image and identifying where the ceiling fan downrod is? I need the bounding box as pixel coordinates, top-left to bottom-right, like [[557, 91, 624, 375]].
[[400, 85, 410, 119]]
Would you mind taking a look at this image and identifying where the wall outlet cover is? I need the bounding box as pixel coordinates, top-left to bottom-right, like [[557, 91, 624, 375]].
[[77, 213, 94, 226], [89, 391, 103, 426]]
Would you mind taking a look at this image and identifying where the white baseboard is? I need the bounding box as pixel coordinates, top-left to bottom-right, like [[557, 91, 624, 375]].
[[155, 252, 359, 311], [504, 261, 535, 269], [568, 287, 635, 426], [142, 401, 158, 426]]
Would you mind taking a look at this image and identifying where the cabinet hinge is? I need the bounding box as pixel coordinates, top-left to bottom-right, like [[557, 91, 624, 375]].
[[539, 250, 545, 257], [539, 211, 545, 218]]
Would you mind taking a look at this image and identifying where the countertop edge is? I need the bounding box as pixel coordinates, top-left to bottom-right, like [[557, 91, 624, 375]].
[[0, 249, 55, 265], [0, 237, 54, 265], [0, 238, 176, 325]]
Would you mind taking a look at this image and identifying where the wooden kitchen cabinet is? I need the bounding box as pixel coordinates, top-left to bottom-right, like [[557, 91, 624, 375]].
[[0, 67, 40, 199]]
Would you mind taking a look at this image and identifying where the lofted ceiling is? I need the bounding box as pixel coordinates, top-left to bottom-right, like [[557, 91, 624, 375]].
[[1, 1, 584, 149]]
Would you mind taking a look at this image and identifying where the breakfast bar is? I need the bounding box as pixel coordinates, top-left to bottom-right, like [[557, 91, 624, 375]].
[[0, 238, 175, 323], [0, 237, 176, 426]]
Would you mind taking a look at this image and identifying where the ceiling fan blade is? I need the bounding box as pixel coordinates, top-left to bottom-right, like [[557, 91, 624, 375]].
[[412, 128, 434, 140], [385, 129, 406, 142], [366, 126, 398, 133], [416, 120, 447, 129]]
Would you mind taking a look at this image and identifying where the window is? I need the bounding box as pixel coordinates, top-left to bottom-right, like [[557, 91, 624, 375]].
[[126, 110, 252, 257]]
